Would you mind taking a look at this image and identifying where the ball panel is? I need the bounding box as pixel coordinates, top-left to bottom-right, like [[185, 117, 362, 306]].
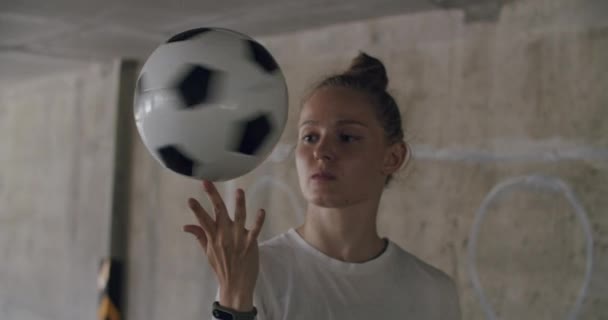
[[139, 101, 233, 162], [176, 65, 225, 108], [193, 154, 255, 181], [231, 113, 273, 155], [166, 27, 212, 43], [247, 40, 278, 73], [157, 145, 197, 176]]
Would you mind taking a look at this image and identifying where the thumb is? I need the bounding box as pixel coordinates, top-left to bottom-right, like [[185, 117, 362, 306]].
[[183, 224, 208, 250]]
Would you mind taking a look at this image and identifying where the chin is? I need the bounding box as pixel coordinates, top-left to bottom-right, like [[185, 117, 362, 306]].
[[306, 192, 355, 209]]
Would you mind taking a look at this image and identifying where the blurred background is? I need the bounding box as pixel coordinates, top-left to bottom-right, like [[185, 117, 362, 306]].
[[1, 0, 607, 319]]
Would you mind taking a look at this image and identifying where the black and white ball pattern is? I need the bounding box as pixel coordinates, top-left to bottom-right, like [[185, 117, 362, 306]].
[[134, 27, 288, 181]]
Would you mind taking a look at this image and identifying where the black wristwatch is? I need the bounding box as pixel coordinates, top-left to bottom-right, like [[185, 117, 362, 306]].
[[212, 301, 257, 320]]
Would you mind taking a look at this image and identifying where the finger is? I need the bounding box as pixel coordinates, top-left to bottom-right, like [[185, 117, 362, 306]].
[[188, 198, 216, 238], [183, 224, 208, 249], [249, 209, 266, 241], [234, 189, 246, 230], [202, 180, 231, 226]]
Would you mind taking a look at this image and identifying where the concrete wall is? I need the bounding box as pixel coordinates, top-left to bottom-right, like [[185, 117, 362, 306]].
[[1, 0, 606, 319], [126, 0, 608, 319], [0, 62, 119, 319]]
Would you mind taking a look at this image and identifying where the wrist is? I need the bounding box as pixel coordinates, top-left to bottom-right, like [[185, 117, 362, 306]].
[[219, 288, 254, 312]]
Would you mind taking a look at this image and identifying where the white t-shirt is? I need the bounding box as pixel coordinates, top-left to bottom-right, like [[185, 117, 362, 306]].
[[214, 228, 461, 320]]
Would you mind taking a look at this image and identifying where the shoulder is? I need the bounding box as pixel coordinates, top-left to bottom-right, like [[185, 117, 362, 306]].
[[391, 243, 461, 318], [391, 242, 456, 289]]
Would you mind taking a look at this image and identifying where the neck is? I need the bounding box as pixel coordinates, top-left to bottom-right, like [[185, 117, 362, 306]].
[[295, 200, 387, 263]]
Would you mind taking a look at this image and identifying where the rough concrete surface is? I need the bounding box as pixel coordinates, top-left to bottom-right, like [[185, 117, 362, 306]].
[[1, 0, 606, 319], [0, 62, 119, 319]]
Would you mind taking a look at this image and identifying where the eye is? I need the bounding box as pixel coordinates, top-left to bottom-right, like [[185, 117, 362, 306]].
[[339, 134, 360, 143], [301, 134, 318, 143]]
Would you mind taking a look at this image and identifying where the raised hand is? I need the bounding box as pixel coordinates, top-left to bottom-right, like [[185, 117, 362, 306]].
[[183, 180, 266, 312]]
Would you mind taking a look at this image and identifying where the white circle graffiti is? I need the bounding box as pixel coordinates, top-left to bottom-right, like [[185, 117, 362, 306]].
[[467, 174, 594, 320]]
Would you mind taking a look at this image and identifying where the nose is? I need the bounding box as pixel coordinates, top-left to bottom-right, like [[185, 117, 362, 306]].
[[313, 136, 335, 161]]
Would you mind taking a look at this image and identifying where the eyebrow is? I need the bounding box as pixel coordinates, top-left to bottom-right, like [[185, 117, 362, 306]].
[[299, 119, 369, 128]]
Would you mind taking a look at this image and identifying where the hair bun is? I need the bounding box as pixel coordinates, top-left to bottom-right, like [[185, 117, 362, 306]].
[[343, 52, 388, 91]]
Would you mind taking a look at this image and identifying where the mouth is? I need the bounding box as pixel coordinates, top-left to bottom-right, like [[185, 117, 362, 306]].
[[311, 171, 337, 181]]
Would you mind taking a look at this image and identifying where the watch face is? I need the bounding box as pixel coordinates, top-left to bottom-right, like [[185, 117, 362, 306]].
[[213, 309, 234, 320]]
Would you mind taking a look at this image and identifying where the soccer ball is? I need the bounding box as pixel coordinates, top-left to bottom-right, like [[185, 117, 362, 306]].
[[134, 27, 288, 181]]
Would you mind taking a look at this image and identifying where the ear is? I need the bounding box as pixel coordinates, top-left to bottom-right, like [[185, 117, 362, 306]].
[[382, 141, 410, 175]]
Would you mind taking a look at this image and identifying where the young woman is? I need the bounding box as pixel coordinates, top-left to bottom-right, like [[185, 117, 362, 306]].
[[183, 52, 461, 320]]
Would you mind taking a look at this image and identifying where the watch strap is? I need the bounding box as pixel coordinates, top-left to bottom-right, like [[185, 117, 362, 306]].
[[212, 301, 257, 320]]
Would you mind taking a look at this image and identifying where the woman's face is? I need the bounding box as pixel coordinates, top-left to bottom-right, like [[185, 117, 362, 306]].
[[295, 86, 399, 208]]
